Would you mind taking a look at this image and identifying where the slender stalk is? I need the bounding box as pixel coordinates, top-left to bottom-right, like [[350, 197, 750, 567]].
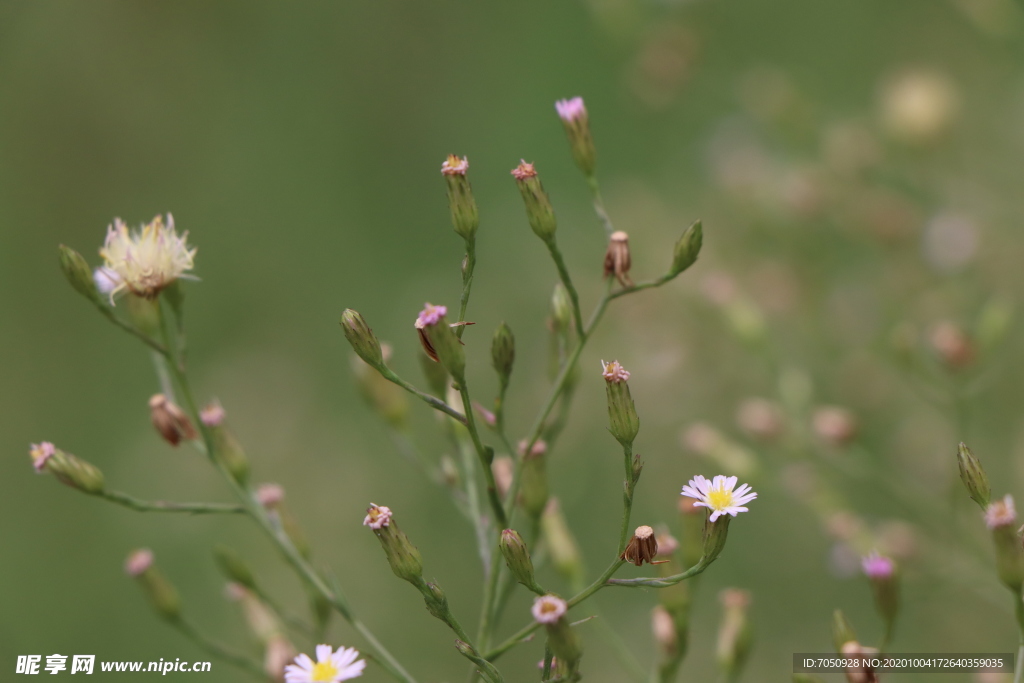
[[617, 443, 637, 556], [586, 176, 615, 238], [605, 559, 711, 588], [545, 240, 585, 337], [1013, 590, 1024, 683], [458, 384, 509, 529], [100, 490, 245, 514], [380, 367, 467, 424], [456, 239, 476, 340], [172, 617, 270, 680]]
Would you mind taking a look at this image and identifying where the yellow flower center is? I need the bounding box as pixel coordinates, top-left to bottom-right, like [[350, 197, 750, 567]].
[[539, 601, 558, 614], [311, 660, 339, 682], [707, 487, 734, 511]]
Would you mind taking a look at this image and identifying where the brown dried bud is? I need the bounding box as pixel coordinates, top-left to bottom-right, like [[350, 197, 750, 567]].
[[149, 394, 197, 446], [621, 525, 659, 566], [603, 231, 633, 287], [929, 320, 975, 370]]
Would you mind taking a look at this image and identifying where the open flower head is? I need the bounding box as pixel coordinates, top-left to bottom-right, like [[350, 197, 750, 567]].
[[555, 97, 587, 122], [99, 214, 196, 302], [284, 645, 365, 683], [861, 552, 895, 579], [441, 154, 468, 176], [681, 475, 757, 522], [415, 303, 447, 329], [601, 360, 630, 383], [532, 594, 568, 624]]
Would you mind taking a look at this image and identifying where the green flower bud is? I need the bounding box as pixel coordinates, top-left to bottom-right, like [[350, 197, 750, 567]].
[[533, 594, 583, 671], [58, 245, 101, 303], [511, 161, 557, 243], [716, 589, 753, 681], [419, 581, 451, 622], [551, 283, 572, 337], [363, 504, 424, 584], [441, 155, 479, 242], [602, 360, 640, 448], [670, 220, 703, 277], [832, 609, 857, 652], [541, 499, 585, 587], [555, 97, 597, 177], [341, 309, 384, 370], [202, 405, 249, 485], [125, 549, 180, 621], [30, 443, 104, 495], [213, 545, 257, 590], [419, 350, 450, 398], [957, 442, 991, 509], [491, 322, 515, 389], [500, 529, 545, 594], [519, 442, 549, 519]]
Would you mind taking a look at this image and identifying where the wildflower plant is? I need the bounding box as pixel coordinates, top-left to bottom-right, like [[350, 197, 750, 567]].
[[36, 98, 757, 683]]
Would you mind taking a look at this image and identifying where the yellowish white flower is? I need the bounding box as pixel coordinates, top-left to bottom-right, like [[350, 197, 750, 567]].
[[681, 474, 757, 522], [98, 214, 196, 302], [284, 645, 365, 683]]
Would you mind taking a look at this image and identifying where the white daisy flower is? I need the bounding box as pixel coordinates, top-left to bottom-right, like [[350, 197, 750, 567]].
[[284, 644, 365, 683], [531, 594, 568, 624], [681, 474, 757, 522], [98, 214, 196, 302]]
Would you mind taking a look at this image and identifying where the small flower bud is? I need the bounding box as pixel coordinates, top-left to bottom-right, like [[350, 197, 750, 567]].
[[651, 605, 678, 656], [30, 442, 105, 494], [341, 309, 385, 370], [418, 350, 450, 398], [812, 405, 857, 447], [202, 402, 249, 485], [840, 641, 880, 683], [58, 245, 101, 303], [213, 545, 257, 591], [441, 155, 479, 242], [441, 456, 462, 489], [602, 360, 640, 448], [986, 495, 1024, 591], [622, 525, 660, 566], [862, 552, 899, 626], [421, 581, 450, 622], [929, 320, 975, 370], [550, 283, 573, 337], [415, 303, 465, 382], [511, 161, 557, 243], [555, 97, 596, 177], [491, 322, 515, 389], [149, 394, 197, 446], [655, 530, 679, 559], [256, 483, 285, 510], [957, 442, 991, 509], [716, 589, 752, 681], [500, 529, 545, 594], [519, 441, 549, 519], [491, 456, 512, 499], [363, 504, 424, 584], [603, 231, 633, 287], [126, 549, 180, 621], [670, 220, 703, 277], [542, 498, 585, 586], [736, 397, 785, 442], [832, 609, 858, 652], [264, 635, 296, 683]]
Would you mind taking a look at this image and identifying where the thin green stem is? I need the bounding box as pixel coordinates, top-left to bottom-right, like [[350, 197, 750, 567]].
[[97, 304, 168, 355], [380, 367, 467, 424], [456, 239, 476, 340], [172, 617, 270, 680], [1014, 590, 1024, 683], [617, 444, 637, 556], [586, 176, 615, 238], [545, 240, 585, 337], [608, 274, 676, 301], [604, 559, 711, 588], [458, 384, 509, 529], [100, 490, 245, 514]]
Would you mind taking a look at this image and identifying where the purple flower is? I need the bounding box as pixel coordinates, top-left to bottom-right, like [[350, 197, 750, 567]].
[[415, 303, 447, 328], [861, 551, 895, 579], [30, 442, 56, 472], [555, 97, 587, 122]]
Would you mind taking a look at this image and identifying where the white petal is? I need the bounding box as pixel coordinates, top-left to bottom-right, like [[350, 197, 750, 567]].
[[711, 475, 727, 490], [708, 509, 722, 522], [285, 664, 312, 683], [316, 644, 333, 663], [338, 659, 367, 680], [724, 475, 738, 491], [294, 654, 314, 672], [332, 648, 359, 670]]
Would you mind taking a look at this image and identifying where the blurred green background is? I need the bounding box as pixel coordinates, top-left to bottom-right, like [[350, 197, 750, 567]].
[[4, 0, 1024, 681]]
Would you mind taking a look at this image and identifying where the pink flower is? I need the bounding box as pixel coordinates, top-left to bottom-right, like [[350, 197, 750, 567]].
[[601, 360, 630, 383], [441, 155, 469, 176], [532, 594, 568, 624], [363, 504, 392, 530], [985, 494, 1016, 529], [124, 548, 154, 577], [510, 160, 537, 180], [415, 303, 447, 329], [861, 552, 895, 579], [30, 442, 56, 472], [200, 402, 226, 427], [256, 483, 285, 509], [555, 97, 587, 122]]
